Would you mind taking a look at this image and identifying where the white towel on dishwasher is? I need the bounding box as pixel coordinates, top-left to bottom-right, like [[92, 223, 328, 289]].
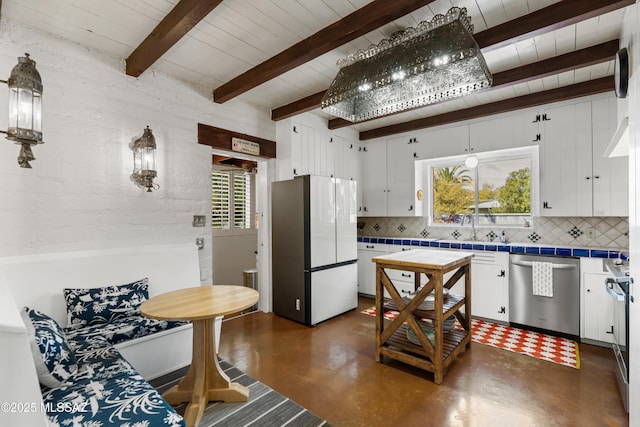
[[532, 261, 553, 297]]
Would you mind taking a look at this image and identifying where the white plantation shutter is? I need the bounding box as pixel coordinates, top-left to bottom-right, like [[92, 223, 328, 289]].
[[212, 171, 231, 229], [233, 173, 251, 228], [212, 169, 254, 231]]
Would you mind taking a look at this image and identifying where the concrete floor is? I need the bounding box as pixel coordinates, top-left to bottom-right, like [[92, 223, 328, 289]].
[[216, 296, 628, 427]]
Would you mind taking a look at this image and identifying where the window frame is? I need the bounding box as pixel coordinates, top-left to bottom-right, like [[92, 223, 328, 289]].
[[420, 146, 539, 229]]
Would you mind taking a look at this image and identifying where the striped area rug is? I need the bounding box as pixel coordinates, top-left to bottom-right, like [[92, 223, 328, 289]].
[[361, 307, 580, 369], [151, 359, 332, 427]]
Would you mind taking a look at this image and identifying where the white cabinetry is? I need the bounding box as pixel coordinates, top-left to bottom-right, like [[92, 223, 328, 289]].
[[360, 140, 387, 216], [386, 136, 418, 216], [581, 258, 614, 344], [469, 114, 539, 153], [291, 123, 335, 178], [414, 125, 470, 159], [538, 96, 627, 217], [591, 97, 629, 217], [539, 102, 593, 216], [471, 252, 509, 322], [357, 243, 386, 296]]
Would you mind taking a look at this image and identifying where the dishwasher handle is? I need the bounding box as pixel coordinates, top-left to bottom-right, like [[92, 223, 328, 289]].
[[511, 260, 576, 270]]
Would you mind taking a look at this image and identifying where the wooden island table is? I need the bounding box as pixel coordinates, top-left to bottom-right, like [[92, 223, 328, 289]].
[[141, 285, 259, 427], [372, 249, 474, 384]]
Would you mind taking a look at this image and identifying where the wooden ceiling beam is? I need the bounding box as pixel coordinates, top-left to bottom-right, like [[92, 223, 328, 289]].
[[271, 0, 631, 122], [326, 39, 619, 130], [359, 77, 614, 141], [271, 91, 327, 121], [213, 0, 437, 104], [491, 39, 619, 87], [126, 0, 223, 78], [475, 0, 635, 51]]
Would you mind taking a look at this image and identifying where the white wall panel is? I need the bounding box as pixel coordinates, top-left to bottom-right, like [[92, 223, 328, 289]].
[[0, 18, 274, 286]]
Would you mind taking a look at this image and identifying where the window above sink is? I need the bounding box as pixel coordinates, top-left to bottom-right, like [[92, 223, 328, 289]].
[[416, 146, 539, 229]]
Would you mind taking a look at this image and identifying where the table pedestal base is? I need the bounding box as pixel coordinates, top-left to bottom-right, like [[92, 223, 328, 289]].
[[162, 318, 248, 427]]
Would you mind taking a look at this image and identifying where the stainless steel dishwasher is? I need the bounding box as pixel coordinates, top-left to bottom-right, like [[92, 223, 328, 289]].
[[509, 254, 580, 338]]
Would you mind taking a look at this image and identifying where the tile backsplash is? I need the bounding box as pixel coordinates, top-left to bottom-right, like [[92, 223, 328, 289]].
[[357, 216, 628, 250]]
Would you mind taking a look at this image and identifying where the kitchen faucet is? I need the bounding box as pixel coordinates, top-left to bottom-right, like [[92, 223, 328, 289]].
[[468, 214, 476, 241]]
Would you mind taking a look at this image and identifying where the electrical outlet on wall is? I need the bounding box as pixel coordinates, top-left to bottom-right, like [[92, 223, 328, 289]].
[[586, 227, 596, 239]]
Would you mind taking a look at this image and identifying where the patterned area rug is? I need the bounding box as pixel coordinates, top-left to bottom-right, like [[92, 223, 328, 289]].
[[151, 359, 332, 426], [361, 307, 580, 369]]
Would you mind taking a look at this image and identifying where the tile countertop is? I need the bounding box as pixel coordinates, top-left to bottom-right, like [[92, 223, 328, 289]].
[[357, 237, 627, 260]]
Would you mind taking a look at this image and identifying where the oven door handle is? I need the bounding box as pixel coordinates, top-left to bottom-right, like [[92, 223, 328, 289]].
[[605, 278, 626, 301]]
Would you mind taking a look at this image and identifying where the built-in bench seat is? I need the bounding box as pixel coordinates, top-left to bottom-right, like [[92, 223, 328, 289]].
[[0, 243, 210, 427], [42, 321, 185, 427]]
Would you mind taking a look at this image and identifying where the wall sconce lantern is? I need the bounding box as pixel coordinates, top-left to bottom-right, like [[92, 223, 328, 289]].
[[131, 126, 158, 192], [1, 53, 44, 168]]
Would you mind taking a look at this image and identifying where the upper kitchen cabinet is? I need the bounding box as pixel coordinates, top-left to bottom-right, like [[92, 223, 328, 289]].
[[291, 123, 334, 178], [386, 136, 419, 216], [333, 135, 361, 182], [470, 111, 541, 151], [539, 96, 628, 217], [360, 140, 388, 216], [539, 102, 593, 216], [276, 119, 361, 184], [591, 97, 628, 217], [414, 125, 470, 159], [359, 136, 420, 217]]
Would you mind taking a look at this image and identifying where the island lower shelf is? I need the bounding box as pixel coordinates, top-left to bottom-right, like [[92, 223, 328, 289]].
[[381, 324, 470, 370]]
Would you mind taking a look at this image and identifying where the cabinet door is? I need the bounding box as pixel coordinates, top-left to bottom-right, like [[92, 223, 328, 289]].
[[360, 140, 387, 216], [471, 254, 508, 322], [539, 102, 593, 216], [469, 116, 517, 153], [357, 247, 386, 296], [292, 123, 312, 176], [386, 136, 417, 216], [591, 97, 629, 216], [414, 125, 469, 159], [511, 110, 543, 148], [583, 272, 614, 343], [334, 136, 360, 182]]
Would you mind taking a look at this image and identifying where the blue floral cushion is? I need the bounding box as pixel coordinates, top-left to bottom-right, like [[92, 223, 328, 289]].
[[65, 315, 189, 347], [64, 278, 149, 328], [42, 356, 185, 427], [21, 307, 78, 388]]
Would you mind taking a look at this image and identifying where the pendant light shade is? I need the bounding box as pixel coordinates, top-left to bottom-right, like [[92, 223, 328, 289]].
[[321, 7, 492, 123]]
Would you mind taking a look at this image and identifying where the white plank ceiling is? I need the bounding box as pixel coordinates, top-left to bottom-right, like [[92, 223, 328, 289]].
[[0, 0, 629, 134]]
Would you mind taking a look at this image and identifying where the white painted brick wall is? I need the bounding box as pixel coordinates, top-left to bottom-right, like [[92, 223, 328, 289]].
[[0, 18, 275, 285]]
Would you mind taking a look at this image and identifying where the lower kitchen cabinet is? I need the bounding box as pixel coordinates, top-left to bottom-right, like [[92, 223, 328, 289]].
[[581, 258, 614, 344], [357, 243, 386, 296], [470, 252, 509, 322]]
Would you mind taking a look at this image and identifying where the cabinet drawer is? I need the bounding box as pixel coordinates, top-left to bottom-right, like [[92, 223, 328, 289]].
[[386, 269, 416, 283], [383, 279, 415, 299], [358, 242, 385, 251]]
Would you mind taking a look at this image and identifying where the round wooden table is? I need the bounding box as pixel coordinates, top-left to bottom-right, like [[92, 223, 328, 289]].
[[141, 285, 259, 427]]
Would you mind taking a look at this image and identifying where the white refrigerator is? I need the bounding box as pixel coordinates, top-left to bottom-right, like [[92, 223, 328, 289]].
[[272, 175, 358, 326]]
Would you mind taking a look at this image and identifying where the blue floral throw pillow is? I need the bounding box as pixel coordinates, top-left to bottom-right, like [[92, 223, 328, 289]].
[[21, 307, 78, 388], [64, 278, 149, 328]]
